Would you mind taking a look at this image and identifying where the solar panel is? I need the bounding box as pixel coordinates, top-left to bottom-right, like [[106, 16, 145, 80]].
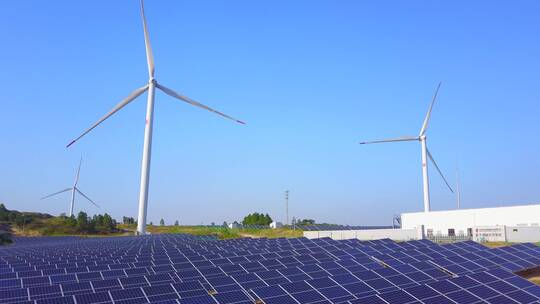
[[35, 295, 76, 304], [0, 287, 29, 301], [178, 294, 217, 304], [212, 290, 251, 304], [342, 281, 376, 296], [378, 289, 418, 304], [214, 283, 243, 293], [74, 291, 112, 304], [251, 285, 287, 299], [467, 284, 500, 299], [110, 287, 146, 301]]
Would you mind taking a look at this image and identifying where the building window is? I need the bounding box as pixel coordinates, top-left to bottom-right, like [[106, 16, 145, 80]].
[[448, 229, 455, 237], [467, 228, 472, 236]]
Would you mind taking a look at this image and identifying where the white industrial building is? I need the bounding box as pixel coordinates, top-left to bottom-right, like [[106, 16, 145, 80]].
[[304, 204, 540, 243], [401, 204, 540, 237]]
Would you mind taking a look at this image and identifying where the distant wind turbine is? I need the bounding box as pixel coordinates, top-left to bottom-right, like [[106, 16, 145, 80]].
[[41, 158, 99, 217], [66, 0, 245, 235], [359, 82, 453, 212]]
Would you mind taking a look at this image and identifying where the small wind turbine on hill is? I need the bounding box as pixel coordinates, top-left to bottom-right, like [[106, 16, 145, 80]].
[[41, 158, 99, 217], [66, 0, 245, 235], [359, 82, 453, 212]]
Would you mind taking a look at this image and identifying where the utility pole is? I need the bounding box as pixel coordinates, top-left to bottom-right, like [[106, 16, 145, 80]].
[[285, 190, 289, 226]]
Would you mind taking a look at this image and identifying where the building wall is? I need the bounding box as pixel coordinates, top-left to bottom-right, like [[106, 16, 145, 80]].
[[505, 226, 540, 243], [401, 204, 540, 236]]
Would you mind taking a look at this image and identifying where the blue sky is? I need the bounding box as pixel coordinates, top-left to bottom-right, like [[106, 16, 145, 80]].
[[1, 1, 539, 225]]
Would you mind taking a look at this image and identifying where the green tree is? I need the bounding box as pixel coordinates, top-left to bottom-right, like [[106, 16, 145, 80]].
[[102, 213, 114, 232], [297, 218, 315, 225], [123, 216, 135, 225], [160, 218, 165, 226], [77, 211, 89, 232], [94, 214, 104, 227], [0, 203, 8, 221], [174, 220, 179, 226], [264, 213, 272, 225], [242, 212, 273, 226]]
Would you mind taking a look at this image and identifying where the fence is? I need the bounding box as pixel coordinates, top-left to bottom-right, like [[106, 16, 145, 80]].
[[427, 235, 472, 243], [304, 227, 421, 241], [304, 225, 540, 243]]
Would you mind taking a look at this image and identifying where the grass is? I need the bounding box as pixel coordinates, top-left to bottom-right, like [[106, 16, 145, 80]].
[[482, 242, 514, 248], [10, 219, 303, 240], [237, 228, 303, 238], [118, 224, 303, 239], [9, 217, 124, 237], [146, 225, 241, 239], [483, 242, 540, 248]]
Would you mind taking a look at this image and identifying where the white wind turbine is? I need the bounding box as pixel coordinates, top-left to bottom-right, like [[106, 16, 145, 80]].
[[360, 82, 453, 212], [41, 158, 99, 217], [66, 0, 245, 235]]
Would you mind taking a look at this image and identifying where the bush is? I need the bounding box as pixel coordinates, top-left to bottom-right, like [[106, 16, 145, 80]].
[[123, 216, 135, 225], [0, 204, 118, 236], [0, 230, 12, 245], [242, 212, 273, 226], [296, 218, 315, 226]]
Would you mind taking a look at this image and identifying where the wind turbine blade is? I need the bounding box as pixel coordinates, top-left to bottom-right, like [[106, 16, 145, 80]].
[[74, 157, 82, 185], [66, 84, 149, 148], [419, 82, 442, 136], [426, 148, 454, 193], [75, 188, 100, 208], [41, 188, 72, 200], [156, 83, 246, 125], [359, 136, 418, 145], [140, 0, 155, 78]]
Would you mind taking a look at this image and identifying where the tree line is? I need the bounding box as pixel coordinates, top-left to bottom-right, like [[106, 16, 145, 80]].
[[43, 211, 118, 234]]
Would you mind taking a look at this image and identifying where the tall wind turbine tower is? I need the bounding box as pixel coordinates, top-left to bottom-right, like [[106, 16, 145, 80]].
[[66, 1, 244, 235], [285, 190, 289, 226], [41, 158, 99, 217], [360, 83, 453, 212], [456, 165, 461, 209]]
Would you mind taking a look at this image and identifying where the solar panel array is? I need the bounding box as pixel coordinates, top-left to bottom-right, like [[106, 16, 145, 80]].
[[301, 225, 395, 231], [1, 235, 540, 304], [238, 225, 270, 230]]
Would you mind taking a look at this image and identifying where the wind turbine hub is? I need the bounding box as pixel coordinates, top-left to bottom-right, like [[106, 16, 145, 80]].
[[149, 78, 157, 85]]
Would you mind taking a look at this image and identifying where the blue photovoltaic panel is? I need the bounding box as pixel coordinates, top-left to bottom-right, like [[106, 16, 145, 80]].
[[259, 294, 298, 304], [251, 285, 287, 299], [212, 290, 251, 304], [110, 287, 146, 301], [178, 295, 217, 304], [74, 291, 112, 304]]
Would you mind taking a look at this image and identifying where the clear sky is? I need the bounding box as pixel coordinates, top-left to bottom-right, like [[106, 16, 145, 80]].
[[1, 1, 539, 226]]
